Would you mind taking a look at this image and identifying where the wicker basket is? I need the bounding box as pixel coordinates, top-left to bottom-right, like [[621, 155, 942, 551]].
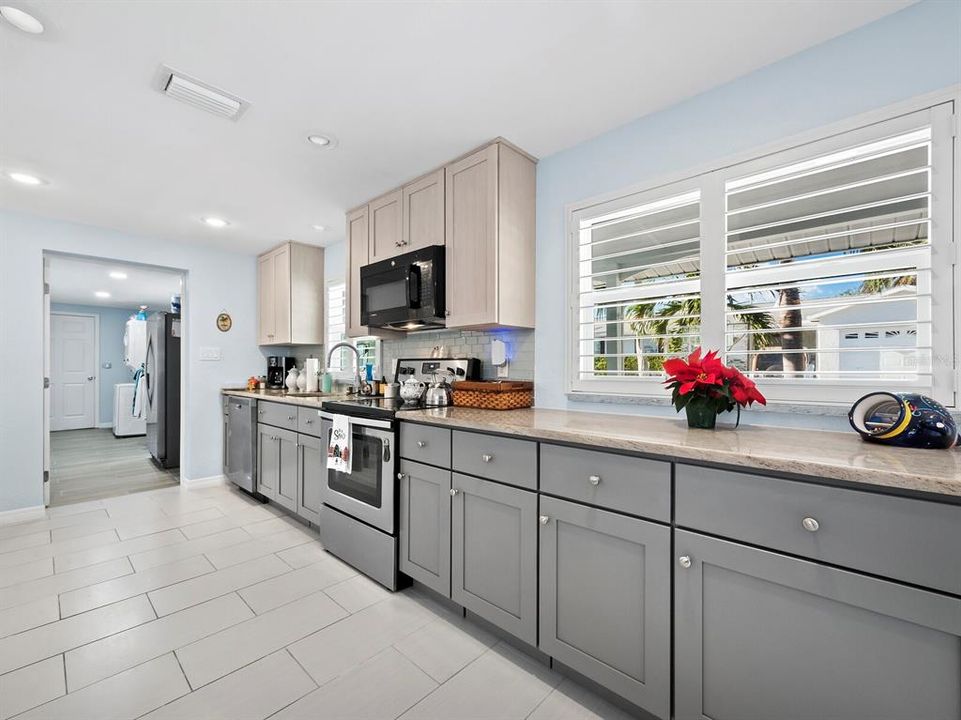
[[451, 380, 534, 410]]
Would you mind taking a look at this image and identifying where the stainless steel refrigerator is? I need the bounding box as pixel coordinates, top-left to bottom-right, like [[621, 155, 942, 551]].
[[145, 312, 181, 469]]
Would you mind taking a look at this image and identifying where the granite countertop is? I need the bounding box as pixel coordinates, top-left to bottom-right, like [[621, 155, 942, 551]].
[[221, 387, 350, 408], [402, 407, 961, 500]]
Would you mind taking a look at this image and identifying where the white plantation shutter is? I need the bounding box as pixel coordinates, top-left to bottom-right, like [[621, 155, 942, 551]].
[[568, 100, 956, 405], [326, 281, 348, 372]]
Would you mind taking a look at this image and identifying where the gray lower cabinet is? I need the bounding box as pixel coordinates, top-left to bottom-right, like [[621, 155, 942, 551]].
[[451, 472, 538, 646], [297, 433, 324, 524], [257, 424, 298, 512], [674, 529, 961, 720], [398, 459, 451, 597], [539, 496, 671, 720]]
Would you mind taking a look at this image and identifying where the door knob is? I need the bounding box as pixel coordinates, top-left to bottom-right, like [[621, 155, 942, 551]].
[[802, 517, 820, 532], [87, 376, 96, 381], [449, 488, 458, 496], [539, 515, 550, 525], [678, 555, 692, 569]]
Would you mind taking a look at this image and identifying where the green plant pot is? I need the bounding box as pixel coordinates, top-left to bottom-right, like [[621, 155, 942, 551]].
[[685, 402, 718, 429]]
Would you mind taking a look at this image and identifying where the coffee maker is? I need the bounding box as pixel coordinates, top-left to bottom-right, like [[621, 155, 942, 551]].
[[266, 356, 295, 389]]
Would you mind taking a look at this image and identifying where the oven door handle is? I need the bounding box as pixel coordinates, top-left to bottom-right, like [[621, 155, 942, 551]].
[[318, 411, 394, 431], [407, 265, 422, 309]]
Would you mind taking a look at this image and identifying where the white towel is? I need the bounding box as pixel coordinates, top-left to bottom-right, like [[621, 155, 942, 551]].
[[132, 367, 146, 419], [327, 414, 352, 474]]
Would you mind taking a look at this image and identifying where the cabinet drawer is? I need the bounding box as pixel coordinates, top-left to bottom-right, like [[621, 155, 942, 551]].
[[297, 407, 325, 437], [400, 423, 451, 467], [452, 430, 536, 490], [540, 444, 670, 522], [257, 401, 299, 431], [676, 464, 961, 595]]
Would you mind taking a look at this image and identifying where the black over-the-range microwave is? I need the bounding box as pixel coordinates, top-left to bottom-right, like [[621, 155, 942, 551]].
[[360, 245, 446, 331]]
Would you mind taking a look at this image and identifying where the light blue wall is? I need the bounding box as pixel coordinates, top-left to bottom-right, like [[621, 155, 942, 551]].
[[50, 303, 140, 426], [534, 0, 961, 428]]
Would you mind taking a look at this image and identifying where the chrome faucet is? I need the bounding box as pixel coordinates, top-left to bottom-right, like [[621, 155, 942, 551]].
[[326, 342, 370, 395]]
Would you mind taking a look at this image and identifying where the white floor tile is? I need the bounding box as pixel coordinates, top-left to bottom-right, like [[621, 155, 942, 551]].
[[14, 652, 189, 720], [399, 642, 561, 719], [275, 540, 329, 569], [148, 554, 290, 616], [527, 678, 640, 720], [0, 556, 132, 611], [65, 593, 253, 690], [393, 612, 498, 683], [240, 557, 356, 614], [130, 526, 252, 572], [0, 596, 60, 640], [0, 529, 118, 570], [0, 594, 154, 675], [59, 554, 214, 617], [324, 573, 391, 614], [242, 515, 303, 538], [0, 655, 66, 719], [204, 527, 315, 570], [141, 650, 315, 720], [114, 506, 225, 540], [0, 558, 53, 590], [288, 592, 438, 686], [176, 590, 347, 688], [273, 647, 437, 720], [0, 510, 109, 542], [0, 530, 50, 555], [54, 529, 185, 573]]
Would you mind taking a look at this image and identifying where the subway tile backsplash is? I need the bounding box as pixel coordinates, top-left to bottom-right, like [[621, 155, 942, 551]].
[[382, 328, 534, 380]]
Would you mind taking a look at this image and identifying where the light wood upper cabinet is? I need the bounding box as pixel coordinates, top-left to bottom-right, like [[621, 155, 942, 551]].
[[403, 169, 445, 252], [446, 142, 535, 329], [346, 206, 370, 338], [369, 189, 403, 263], [257, 241, 324, 346]]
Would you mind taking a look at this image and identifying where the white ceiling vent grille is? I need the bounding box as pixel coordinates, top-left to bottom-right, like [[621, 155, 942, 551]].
[[155, 65, 249, 121]]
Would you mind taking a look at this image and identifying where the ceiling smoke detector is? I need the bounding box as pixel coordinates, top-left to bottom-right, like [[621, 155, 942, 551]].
[[155, 65, 249, 121]]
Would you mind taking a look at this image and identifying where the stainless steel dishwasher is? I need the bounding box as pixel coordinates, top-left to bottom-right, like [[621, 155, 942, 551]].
[[223, 395, 257, 493]]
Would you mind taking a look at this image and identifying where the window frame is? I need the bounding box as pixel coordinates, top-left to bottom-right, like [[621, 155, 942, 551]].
[[566, 89, 959, 407], [325, 278, 382, 382]]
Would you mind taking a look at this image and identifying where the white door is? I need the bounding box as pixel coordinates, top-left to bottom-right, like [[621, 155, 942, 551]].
[[43, 258, 51, 505], [50, 314, 97, 431]]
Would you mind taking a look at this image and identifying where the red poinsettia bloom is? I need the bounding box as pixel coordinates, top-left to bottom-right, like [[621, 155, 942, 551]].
[[663, 347, 767, 409], [663, 348, 726, 396]]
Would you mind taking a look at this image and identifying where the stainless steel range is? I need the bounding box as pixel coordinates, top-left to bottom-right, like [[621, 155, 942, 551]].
[[318, 358, 480, 590]]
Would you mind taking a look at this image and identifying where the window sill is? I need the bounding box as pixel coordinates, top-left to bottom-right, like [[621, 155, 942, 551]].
[[566, 391, 856, 417]]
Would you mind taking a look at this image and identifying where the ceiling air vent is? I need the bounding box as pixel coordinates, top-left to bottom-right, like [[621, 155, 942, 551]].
[[155, 65, 249, 121]]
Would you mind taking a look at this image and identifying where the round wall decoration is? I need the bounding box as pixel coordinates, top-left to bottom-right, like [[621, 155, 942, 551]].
[[216, 312, 232, 332]]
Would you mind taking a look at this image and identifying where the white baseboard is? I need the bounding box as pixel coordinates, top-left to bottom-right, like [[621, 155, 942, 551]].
[[180, 474, 227, 489], [0, 505, 46, 526], [97, 421, 113, 429]]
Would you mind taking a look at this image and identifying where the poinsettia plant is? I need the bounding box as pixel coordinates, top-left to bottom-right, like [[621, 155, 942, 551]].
[[663, 347, 766, 428]]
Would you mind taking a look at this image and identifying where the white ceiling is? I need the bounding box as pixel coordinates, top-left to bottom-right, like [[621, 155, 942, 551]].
[[0, 0, 914, 255], [48, 254, 183, 310]]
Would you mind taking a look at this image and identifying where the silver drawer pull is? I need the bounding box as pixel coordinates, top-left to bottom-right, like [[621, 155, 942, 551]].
[[678, 555, 692, 569], [417, 441, 427, 448], [449, 488, 459, 496], [539, 515, 550, 525], [802, 516, 820, 532], [482, 454, 493, 463], [588, 475, 601, 486]]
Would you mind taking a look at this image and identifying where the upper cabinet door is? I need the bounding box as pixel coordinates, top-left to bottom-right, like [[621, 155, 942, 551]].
[[346, 206, 370, 338], [403, 169, 445, 252], [445, 144, 498, 328], [271, 244, 292, 345], [369, 189, 404, 263], [258, 253, 275, 345]]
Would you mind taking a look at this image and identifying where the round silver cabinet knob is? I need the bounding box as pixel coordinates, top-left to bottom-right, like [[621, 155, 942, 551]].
[[417, 441, 427, 448], [482, 454, 493, 463], [678, 555, 692, 569], [397, 473, 407, 481], [305, 418, 313, 424], [449, 488, 459, 496], [287, 415, 295, 421], [802, 517, 820, 532], [539, 515, 550, 525], [588, 475, 601, 486]]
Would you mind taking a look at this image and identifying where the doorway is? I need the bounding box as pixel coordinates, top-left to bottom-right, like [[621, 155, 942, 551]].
[[44, 253, 185, 506]]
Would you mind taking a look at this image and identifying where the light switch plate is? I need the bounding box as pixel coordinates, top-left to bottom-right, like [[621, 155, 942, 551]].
[[199, 347, 222, 361]]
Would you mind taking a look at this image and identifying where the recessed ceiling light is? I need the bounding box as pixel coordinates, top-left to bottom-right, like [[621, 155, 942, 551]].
[[311, 224, 327, 232], [0, 6, 44, 34], [94, 291, 111, 299], [109, 271, 128, 280], [6, 171, 44, 186], [202, 217, 229, 228], [306, 134, 337, 148]]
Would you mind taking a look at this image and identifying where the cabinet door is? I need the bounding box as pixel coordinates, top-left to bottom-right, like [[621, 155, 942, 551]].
[[257, 253, 275, 345], [403, 169, 444, 251], [297, 433, 324, 524], [451, 473, 537, 645], [675, 530, 961, 720], [257, 424, 278, 500], [369, 189, 404, 262], [399, 460, 451, 597], [445, 144, 497, 328], [275, 427, 298, 512], [271, 244, 292, 345], [539, 497, 670, 719], [346, 206, 369, 338]]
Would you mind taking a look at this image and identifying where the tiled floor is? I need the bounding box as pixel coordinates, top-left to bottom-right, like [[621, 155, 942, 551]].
[[0, 483, 636, 719]]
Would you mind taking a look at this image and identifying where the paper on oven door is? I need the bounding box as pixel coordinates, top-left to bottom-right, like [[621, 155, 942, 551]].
[[327, 414, 352, 474]]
